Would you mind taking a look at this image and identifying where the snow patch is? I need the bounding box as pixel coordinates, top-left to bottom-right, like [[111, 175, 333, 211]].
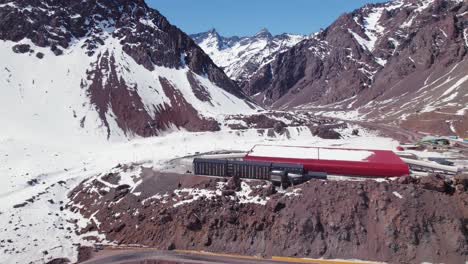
[[172, 181, 269, 207], [375, 57, 387, 66], [393, 191, 403, 199], [441, 75, 468, 97], [139, 17, 160, 30], [284, 188, 302, 197], [173, 188, 220, 208], [401, 15, 416, 28], [415, 0, 434, 12], [351, 7, 385, 52], [463, 29, 468, 48], [236, 182, 269, 205]]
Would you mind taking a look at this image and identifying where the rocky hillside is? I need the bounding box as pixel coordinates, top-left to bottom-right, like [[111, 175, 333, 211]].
[[0, 0, 257, 142], [70, 166, 468, 264], [191, 28, 307, 86], [242, 0, 468, 137]]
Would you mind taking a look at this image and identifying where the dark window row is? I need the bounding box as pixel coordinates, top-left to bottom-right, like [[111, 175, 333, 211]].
[[193, 158, 304, 181]]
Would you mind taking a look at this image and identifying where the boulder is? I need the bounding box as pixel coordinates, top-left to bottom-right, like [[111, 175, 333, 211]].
[[310, 126, 342, 139], [273, 121, 287, 134], [454, 174, 468, 190], [12, 44, 31, 53], [225, 175, 242, 192], [419, 175, 451, 193]]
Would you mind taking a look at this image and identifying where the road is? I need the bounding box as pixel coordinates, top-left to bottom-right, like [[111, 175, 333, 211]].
[[82, 249, 298, 264], [81, 249, 375, 264]]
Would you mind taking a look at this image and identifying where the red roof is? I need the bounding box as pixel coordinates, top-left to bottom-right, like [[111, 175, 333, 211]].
[[244, 145, 409, 177]]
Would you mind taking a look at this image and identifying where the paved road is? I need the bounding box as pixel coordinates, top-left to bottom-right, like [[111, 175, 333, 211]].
[[81, 250, 298, 264], [81, 249, 376, 264]]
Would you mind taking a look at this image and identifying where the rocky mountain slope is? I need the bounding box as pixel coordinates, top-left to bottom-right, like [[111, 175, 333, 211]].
[[242, 0, 468, 137], [191, 28, 307, 86], [0, 0, 257, 143]]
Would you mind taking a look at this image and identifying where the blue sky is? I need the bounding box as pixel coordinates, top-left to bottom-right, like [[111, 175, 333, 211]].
[[146, 0, 389, 37]]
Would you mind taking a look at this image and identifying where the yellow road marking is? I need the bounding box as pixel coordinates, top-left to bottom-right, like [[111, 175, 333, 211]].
[[106, 246, 155, 251], [175, 250, 263, 260], [272, 256, 378, 264]]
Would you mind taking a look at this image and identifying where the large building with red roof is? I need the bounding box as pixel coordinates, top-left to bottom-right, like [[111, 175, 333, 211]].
[[244, 145, 410, 177]]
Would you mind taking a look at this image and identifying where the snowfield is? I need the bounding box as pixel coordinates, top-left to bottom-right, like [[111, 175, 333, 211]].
[[0, 126, 400, 263]]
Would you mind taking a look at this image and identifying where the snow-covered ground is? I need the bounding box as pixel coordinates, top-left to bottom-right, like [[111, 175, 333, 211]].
[[0, 126, 401, 263]]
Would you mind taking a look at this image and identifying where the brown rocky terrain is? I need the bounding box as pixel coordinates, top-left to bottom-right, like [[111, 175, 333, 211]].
[[69, 165, 468, 264], [224, 111, 350, 139], [241, 0, 468, 137]]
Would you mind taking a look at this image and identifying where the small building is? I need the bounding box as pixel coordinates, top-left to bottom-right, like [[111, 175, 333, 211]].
[[420, 136, 450, 146], [244, 145, 410, 177]]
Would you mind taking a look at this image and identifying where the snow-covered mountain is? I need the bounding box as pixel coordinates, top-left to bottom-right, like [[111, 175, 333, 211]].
[[0, 0, 257, 144], [191, 28, 307, 85], [244, 0, 468, 137]]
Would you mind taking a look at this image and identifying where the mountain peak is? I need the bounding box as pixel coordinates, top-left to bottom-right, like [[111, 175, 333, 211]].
[[208, 28, 218, 34], [255, 28, 273, 38]]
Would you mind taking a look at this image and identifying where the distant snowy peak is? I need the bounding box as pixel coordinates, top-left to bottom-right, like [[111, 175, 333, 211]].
[[191, 28, 231, 51], [190, 28, 308, 83], [0, 0, 257, 142], [254, 28, 274, 39]]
